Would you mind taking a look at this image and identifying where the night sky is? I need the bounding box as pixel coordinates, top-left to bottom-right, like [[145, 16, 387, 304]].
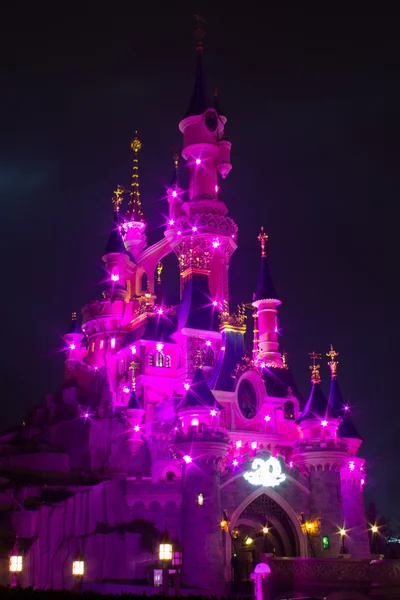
[[1, 6, 399, 524]]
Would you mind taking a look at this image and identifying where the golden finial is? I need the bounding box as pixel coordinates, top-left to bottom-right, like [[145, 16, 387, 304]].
[[194, 14, 206, 53], [281, 351, 288, 370], [258, 226, 268, 258], [326, 344, 339, 379], [129, 361, 137, 390], [126, 131, 144, 222], [156, 261, 163, 284], [112, 184, 125, 212], [71, 311, 77, 321], [309, 351, 322, 385], [192, 345, 205, 369]]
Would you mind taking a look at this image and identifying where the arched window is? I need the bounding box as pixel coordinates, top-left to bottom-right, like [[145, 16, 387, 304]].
[[284, 400, 295, 420], [165, 355, 171, 368], [204, 347, 215, 367], [141, 272, 148, 292], [149, 354, 155, 367], [156, 351, 164, 367], [166, 471, 175, 483]]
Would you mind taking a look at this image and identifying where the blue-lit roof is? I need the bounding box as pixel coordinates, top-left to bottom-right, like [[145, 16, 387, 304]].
[[177, 273, 219, 332], [328, 377, 345, 418], [254, 256, 280, 302], [338, 414, 363, 440], [184, 53, 208, 118], [104, 212, 126, 255], [208, 329, 245, 392], [297, 383, 328, 422], [67, 318, 82, 335], [178, 368, 223, 411], [128, 390, 142, 410]]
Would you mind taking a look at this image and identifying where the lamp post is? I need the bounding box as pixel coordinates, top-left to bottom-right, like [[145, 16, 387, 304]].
[[9, 538, 23, 588], [339, 528, 347, 555], [371, 525, 378, 554], [159, 527, 173, 596], [172, 539, 182, 597], [72, 552, 85, 593]]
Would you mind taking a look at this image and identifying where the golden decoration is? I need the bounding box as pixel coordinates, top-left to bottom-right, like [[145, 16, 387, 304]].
[[156, 261, 163, 284], [281, 351, 289, 370], [112, 184, 125, 212], [309, 351, 321, 385], [258, 226, 268, 258], [326, 344, 339, 379], [301, 519, 321, 535]]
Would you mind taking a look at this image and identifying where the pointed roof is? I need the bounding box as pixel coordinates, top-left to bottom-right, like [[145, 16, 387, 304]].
[[214, 88, 223, 115], [184, 22, 208, 118], [177, 273, 219, 331], [297, 382, 329, 422], [104, 211, 126, 255], [328, 377, 345, 418], [208, 329, 245, 392], [178, 368, 223, 411], [126, 132, 144, 222], [67, 312, 82, 335], [338, 414, 363, 440], [253, 228, 280, 303], [128, 389, 142, 410]]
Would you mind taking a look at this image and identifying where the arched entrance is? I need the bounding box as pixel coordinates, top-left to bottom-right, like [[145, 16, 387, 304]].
[[227, 489, 307, 584]]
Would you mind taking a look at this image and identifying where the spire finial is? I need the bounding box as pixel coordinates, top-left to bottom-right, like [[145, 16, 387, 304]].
[[126, 131, 144, 222], [71, 311, 77, 321], [129, 361, 137, 391], [309, 351, 322, 385], [281, 351, 288, 370], [156, 261, 163, 284], [326, 344, 339, 379], [194, 14, 206, 53], [112, 184, 125, 212], [258, 226, 268, 258]]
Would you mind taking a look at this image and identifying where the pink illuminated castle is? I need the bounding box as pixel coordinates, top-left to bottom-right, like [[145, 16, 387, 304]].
[[0, 26, 371, 595]]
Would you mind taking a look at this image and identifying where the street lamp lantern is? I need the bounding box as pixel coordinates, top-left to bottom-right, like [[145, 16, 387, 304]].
[[339, 527, 347, 554], [9, 537, 22, 587], [159, 527, 173, 561], [72, 550, 85, 577]]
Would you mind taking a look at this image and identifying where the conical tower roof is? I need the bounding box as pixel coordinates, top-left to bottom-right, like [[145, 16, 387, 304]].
[[183, 18, 208, 118], [338, 413, 363, 440], [178, 368, 223, 411], [253, 227, 280, 303], [104, 210, 125, 255], [67, 312, 83, 335]]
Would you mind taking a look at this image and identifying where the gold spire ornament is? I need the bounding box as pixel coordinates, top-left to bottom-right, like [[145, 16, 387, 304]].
[[71, 311, 77, 321], [281, 351, 289, 370], [126, 131, 144, 222], [309, 351, 322, 385], [258, 226, 268, 258], [156, 261, 163, 284], [112, 185, 125, 212], [326, 344, 339, 379]]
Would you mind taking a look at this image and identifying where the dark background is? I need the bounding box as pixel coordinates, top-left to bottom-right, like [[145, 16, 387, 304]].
[[1, 5, 398, 525]]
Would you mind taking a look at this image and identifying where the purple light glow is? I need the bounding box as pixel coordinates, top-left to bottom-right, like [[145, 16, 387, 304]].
[[110, 338, 116, 349], [195, 158, 201, 165], [274, 327, 278, 333], [289, 461, 293, 468], [156, 343, 164, 352], [221, 346, 226, 351], [183, 382, 190, 391], [236, 440, 242, 448], [177, 230, 182, 235], [251, 441, 257, 450], [172, 190, 177, 198], [158, 308, 163, 315], [264, 415, 271, 422], [123, 386, 130, 393], [260, 362, 266, 368], [210, 409, 217, 417], [349, 461, 355, 471], [191, 417, 199, 427], [134, 425, 140, 432], [215, 185, 219, 193], [130, 346, 137, 354], [205, 340, 211, 346], [344, 405, 350, 412], [212, 238, 220, 248], [192, 226, 197, 232], [84, 413, 89, 418], [168, 218, 174, 225], [233, 459, 239, 466], [111, 273, 119, 282], [183, 455, 192, 464], [321, 420, 328, 427], [213, 300, 218, 306], [361, 478, 365, 486], [69, 343, 76, 350]]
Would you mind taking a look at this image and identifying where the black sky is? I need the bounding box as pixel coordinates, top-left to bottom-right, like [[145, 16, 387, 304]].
[[0, 5, 399, 522]]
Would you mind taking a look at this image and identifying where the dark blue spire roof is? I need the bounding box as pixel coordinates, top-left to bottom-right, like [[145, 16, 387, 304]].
[[208, 329, 245, 392], [177, 273, 219, 332], [263, 367, 305, 407], [297, 383, 328, 422], [184, 51, 208, 118], [104, 211, 125, 255], [178, 368, 223, 411], [67, 313, 82, 335], [328, 378, 345, 418], [214, 88, 223, 115], [128, 389, 142, 410], [338, 414, 363, 440], [254, 256, 280, 302]]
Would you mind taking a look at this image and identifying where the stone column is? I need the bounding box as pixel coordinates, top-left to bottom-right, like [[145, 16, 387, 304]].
[[173, 438, 229, 595]]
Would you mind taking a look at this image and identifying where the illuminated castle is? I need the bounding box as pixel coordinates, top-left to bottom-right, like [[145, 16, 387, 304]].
[[0, 26, 370, 594]]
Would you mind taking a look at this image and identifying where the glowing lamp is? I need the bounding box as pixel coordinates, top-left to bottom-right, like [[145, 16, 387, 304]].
[[69, 343, 76, 351], [274, 327, 278, 333], [212, 238, 220, 248], [349, 461, 355, 471], [236, 440, 242, 448], [172, 190, 177, 198], [264, 415, 271, 422], [159, 541, 172, 562], [195, 158, 201, 165], [289, 461, 293, 468], [344, 405, 350, 412], [322, 536, 329, 549], [192, 226, 197, 232], [371, 525, 378, 533], [221, 346, 226, 351], [183, 382, 190, 391], [339, 528, 346, 537], [197, 493, 204, 506], [72, 558, 84, 577], [183, 455, 192, 464], [215, 185, 219, 192], [260, 362, 266, 368], [205, 340, 212, 346], [84, 413, 89, 419], [321, 420, 328, 427], [134, 425, 140, 432], [251, 441, 257, 450], [361, 478, 365, 486], [213, 300, 218, 306], [158, 308, 163, 315], [177, 230, 182, 235], [156, 343, 164, 352], [168, 218, 174, 225], [130, 346, 137, 354], [232, 459, 239, 466], [220, 519, 228, 531], [128, 221, 133, 228], [9, 554, 22, 573], [111, 273, 119, 282], [190, 418, 199, 427], [123, 386, 130, 393], [245, 537, 253, 545], [210, 409, 217, 416], [262, 527, 269, 534], [110, 337, 116, 349]]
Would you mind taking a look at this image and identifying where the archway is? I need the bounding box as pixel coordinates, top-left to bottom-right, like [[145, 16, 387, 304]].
[[227, 488, 307, 585]]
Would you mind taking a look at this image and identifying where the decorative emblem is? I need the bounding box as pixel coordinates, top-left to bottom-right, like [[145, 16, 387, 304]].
[[237, 379, 257, 419], [205, 110, 218, 132], [243, 457, 286, 488]]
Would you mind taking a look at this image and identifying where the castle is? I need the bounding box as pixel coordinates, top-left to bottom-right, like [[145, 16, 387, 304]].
[[0, 28, 370, 595]]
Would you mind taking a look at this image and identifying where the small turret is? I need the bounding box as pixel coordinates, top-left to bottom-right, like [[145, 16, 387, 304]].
[[102, 187, 129, 301], [252, 227, 282, 366], [64, 311, 84, 357]]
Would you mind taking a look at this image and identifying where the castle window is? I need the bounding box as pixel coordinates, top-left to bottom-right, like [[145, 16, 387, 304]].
[[156, 351, 164, 367], [166, 471, 175, 483], [141, 272, 148, 292], [91, 342, 95, 352], [99, 339, 104, 350], [165, 355, 171, 368], [149, 354, 155, 367], [204, 347, 215, 367], [284, 401, 295, 420]]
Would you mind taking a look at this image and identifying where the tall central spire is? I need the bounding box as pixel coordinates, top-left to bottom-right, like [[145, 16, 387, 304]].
[[184, 15, 208, 118], [126, 132, 144, 222]]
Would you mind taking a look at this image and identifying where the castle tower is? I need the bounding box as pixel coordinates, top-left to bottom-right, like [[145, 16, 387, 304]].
[[123, 132, 147, 261], [172, 368, 229, 594], [164, 19, 237, 312], [64, 311, 85, 374], [252, 227, 282, 366], [293, 353, 347, 556], [102, 187, 130, 302]]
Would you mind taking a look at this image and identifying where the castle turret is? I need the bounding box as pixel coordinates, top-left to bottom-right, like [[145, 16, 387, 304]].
[[64, 311, 85, 373], [102, 188, 129, 302], [252, 227, 282, 367]]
